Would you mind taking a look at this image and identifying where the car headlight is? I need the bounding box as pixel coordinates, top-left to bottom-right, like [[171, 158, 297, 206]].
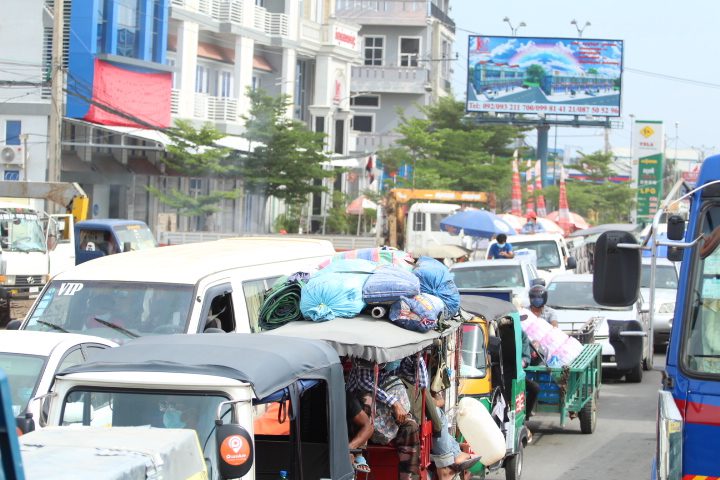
[[658, 302, 675, 314]]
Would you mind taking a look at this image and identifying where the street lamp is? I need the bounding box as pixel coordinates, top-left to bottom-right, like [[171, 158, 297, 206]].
[[503, 17, 527, 37], [570, 19, 591, 37]]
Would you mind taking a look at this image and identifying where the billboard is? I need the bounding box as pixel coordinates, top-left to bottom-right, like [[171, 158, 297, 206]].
[[467, 36, 623, 117], [633, 120, 664, 222]]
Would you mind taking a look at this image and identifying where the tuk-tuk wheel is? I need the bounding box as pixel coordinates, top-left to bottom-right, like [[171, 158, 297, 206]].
[[579, 392, 598, 434], [504, 442, 523, 480]]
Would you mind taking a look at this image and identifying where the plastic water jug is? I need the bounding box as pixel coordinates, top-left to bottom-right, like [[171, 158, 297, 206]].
[[456, 397, 506, 465]]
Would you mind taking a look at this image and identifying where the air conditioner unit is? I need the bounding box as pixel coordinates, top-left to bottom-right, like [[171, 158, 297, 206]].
[[0, 145, 23, 165]]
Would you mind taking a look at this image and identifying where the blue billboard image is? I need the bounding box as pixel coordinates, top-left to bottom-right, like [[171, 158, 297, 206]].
[[467, 36, 623, 117]]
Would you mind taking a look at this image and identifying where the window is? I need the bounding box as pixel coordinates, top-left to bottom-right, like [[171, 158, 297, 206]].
[[97, 0, 106, 53], [412, 212, 425, 232], [461, 324, 487, 378], [195, 66, 208, 93], [5, 121, 21, 146], [641, 265, 679, 289], [57, 348, 85, 372], [399, 37, 420, 67], [363, 37, 384, 66], [220, 71, 232, 98], [243, 277, 281, 332], [350, 95, 380, 108], [116, 0, 139, 58], [352, 115, 373, 133]]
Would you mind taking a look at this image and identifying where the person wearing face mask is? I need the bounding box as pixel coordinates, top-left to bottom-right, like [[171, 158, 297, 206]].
[[528, 284, 558, 327], [487, 233, 514, 259], [521, 212, 546, 234], [161, 400, 200, 430]]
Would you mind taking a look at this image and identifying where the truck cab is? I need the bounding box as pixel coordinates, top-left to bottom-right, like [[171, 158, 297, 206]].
[[491, 233, 577, 283], [404, 202, 462, 257], [75, 219, 157, 265]]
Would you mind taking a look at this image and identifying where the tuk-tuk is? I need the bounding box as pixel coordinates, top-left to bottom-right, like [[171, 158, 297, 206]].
[[266, 315, 462, 480], [458, 290, 529, 480], [43, 334, 355, 480]]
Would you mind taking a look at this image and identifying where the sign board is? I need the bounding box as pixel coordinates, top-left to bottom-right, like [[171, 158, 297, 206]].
[[634, 120, 664, 222], [466, 36, 623, 117], [3, 170, 19, 181], [332, 25, 360, 52]]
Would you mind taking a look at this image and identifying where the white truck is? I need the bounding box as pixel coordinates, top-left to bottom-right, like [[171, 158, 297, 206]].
[[488, 232, 577, 283]]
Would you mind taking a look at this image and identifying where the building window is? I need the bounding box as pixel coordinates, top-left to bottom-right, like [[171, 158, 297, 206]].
[[364, 37, 383, 66], [168, 58, 179, 89], [117, 0, 140, 58], [97, 0, 106, 53], [352, 115, 373, 133], [220, 71, 232, 98], [399, 37, 420, 67], [195, 65, 208, 93], [152, 0, 163, 62], [442, 39, 451, 78], [295, 60, 307, 121], [4, 121, 21, 146], [350, 95, 380, 108]]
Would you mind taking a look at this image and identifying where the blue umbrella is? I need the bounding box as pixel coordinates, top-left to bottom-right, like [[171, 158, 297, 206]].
[[440, 210, 515, 239]]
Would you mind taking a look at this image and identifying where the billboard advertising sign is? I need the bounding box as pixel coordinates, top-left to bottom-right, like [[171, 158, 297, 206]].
[[466, 36, 623, 117], [634, 120, 664, 222]]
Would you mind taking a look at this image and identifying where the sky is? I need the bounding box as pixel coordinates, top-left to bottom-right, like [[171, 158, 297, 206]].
[[450, 0, 720, 163]]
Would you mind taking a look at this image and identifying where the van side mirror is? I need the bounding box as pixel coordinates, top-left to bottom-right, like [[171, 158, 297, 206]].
[[530, 278, 546, 287], [593, 231, 640, 307], [15, 412, 34, 434], [6, 320, 20, 330], [216, 422, 254, 479], [123, 242, 132, 252], [667, 215, 685, 241], [667, 246, 684, 262], [565, 256, 577, 270]]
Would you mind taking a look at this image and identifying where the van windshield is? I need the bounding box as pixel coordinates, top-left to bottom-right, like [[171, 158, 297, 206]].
[[641, 265, 679, 290], [114, 224, 158, 251], [24, 281, 193, 341], [512, 240, 561, 269]]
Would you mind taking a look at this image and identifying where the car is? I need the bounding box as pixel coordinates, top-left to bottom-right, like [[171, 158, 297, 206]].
[[451, 258, 540, 307], [0, 331, 116, 431], [546, 274, 649, 382], [640, 257, 679, 349]]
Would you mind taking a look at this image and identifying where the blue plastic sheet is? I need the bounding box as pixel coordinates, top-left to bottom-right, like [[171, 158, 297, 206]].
[[412, 256, 460, 317], [300, 271, 368, 322], [363, 265, 420, 304], [389, 293, 444, 333]]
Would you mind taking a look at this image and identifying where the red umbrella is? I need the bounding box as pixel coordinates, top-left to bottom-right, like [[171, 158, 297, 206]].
[[511, 151, 522, 216], [534, 160, 547, 218], [346, 195, 378, 215], [547, 210, 590, 231]]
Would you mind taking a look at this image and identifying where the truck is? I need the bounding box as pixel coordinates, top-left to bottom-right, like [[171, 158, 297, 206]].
[[0, 181, 155, 324], [592, 161, 720, 480], [378, 188, 494, 257]]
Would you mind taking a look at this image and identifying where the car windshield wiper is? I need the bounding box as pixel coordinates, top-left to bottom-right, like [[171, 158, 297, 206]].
[[36, 320, 69, 333], [93, 317, 139, 339]]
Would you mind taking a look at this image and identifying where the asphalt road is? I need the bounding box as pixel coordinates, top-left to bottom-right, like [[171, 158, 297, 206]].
[[486, 353, 664, 480]]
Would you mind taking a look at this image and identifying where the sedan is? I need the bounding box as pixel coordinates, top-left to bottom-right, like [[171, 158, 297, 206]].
[[451, 258, 540, 307], [546, 274, 649, 382], [0, 331, 116, 432]]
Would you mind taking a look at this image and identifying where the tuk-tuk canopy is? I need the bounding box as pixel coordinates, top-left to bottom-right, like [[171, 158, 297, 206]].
[[264, 316, 461, 363], [459, 292, 518, 323], [60, 333, 354, 479]]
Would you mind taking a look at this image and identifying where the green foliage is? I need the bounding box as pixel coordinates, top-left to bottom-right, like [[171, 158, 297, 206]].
[[273, 204, 302, 233], [325, 191, 351, 234], [239, 88, 336, 206], [525, 65, 546, 86], [150, 120, 241, 219]]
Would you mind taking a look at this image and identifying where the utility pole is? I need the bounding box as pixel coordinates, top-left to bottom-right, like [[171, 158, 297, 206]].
[[47, 0, 64, 199]]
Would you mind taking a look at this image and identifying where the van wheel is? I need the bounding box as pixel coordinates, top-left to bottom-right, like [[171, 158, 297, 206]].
[[626, 362, 643, 383], [579, 393, 597, 434], [505, 442, 523, 480]]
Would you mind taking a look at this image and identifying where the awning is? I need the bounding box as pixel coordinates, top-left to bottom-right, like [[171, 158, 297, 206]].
[[64, 118, 170, 150]]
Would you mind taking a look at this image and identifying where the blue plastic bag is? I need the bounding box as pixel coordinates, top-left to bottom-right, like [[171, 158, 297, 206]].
[[314, 258, 378, 276], [389, 294, 445, 333], [300, 271, 368, 322], [412, 256, 460, 317], [363, 265, 420, 304]]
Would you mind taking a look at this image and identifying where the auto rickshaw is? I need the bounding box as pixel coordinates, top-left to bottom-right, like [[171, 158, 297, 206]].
[[458, 289, 530, 480]]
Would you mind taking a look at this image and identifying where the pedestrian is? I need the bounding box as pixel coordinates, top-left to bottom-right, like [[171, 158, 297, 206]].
[[487, 234, 514, 260], [521, 212, 545, 234], [521, 329, 540, 443], [528, 284, 558, 327]]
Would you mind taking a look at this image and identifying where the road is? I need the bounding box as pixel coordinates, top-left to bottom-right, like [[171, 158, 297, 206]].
[[486, 353, 664, 480]]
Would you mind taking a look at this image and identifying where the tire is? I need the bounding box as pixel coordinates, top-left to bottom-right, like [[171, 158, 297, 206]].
[[626, 362, 643, 383], [579, 393, 597, 434], [505, 442, 523, 480], [643, 356, 650, 371]]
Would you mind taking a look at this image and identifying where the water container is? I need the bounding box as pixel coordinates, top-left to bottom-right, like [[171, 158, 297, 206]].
[[456, 397, 506, 466]]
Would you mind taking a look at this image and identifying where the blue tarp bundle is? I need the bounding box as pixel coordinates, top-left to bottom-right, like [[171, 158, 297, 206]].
[[300, 260, 372, 322], [363, 265, 420, 304], [412, 256, 460, 317]]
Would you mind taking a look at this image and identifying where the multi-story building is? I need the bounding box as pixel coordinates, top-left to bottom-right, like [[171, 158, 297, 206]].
[[335, 0, 455, 160]]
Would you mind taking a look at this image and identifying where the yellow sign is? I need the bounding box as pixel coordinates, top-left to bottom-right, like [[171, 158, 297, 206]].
[[640, 126, 655, 138]]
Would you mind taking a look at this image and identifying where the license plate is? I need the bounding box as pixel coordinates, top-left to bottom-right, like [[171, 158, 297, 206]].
[[29, 287, 39, 293]]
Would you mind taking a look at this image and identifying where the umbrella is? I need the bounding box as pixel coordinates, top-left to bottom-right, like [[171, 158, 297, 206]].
[[346, 195, 378, 215], [440, 210, 515, 239], [498, 213, 525, 233], [411, 244, 469, 259], [537, 217, 565, 235], [546, 210, 590, 231]]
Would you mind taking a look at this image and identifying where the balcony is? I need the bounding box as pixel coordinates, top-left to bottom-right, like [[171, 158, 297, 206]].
[[335, 0, 428, 26], [175, 0, 289, 37], [300, 18, 323, 44], [352, 66, 430, 94], [172, 89, 239, 123], [171, 0, 216, 17], [353, 132, 403, 152], [430, 2, 455, 33]]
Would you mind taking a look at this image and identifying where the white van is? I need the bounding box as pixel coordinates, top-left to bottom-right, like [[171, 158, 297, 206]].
[[488, 233, 577, 283], [404, 202, 462, 257], [17, 237, 335, 341]]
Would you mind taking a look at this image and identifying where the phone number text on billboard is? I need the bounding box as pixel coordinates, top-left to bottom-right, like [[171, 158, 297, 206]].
[[467, 101, 619, 116]]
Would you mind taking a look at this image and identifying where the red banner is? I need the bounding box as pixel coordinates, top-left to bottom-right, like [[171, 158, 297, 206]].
[[86, 59, 171, 128]]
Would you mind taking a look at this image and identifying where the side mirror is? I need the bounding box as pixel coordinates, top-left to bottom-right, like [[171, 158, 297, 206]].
[[530, 278, 546, 287], [15, 412, 35, 434], [123, 242, 132, 252], [566, 256, 577, 270], [667, 215, 685, 241], [6, 320, 21, 330], [593, 231, 640, 307], [667, 246, 684, 262], [216, 422, 254, 479]]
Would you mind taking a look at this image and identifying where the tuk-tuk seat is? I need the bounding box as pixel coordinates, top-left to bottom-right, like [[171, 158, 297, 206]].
[[364, 418, 434, 478]]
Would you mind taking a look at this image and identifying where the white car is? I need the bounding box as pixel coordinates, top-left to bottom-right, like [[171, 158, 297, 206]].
[[487, 233, 577, 283], [640, 257, 679, 349], [0, 331, 116, 431], [451, 258, 541, 307], [546, 274, 649, 382]]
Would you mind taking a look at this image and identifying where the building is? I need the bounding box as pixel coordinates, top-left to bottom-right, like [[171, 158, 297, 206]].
[[335, 0, 455, 172]]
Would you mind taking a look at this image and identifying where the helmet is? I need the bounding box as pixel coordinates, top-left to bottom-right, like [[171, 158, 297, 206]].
[[528, 285, 547, 308]]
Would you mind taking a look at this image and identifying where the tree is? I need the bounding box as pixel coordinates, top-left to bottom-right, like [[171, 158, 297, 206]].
[[239, 88, 336, 228], [148, 119, 240, 229], [525, 65, 546, 86]]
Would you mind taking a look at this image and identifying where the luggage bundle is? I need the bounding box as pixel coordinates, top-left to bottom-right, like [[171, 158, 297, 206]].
[[258, 248, 461, 332]]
